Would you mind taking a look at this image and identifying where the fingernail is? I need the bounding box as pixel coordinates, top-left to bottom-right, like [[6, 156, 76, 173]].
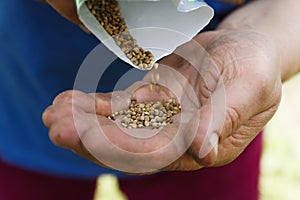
[[209, 133, 219, 156], [209, 133, 218, 148], [198, 132, 219, 158]]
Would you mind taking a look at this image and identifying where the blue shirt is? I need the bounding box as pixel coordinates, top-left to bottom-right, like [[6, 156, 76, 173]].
[[0, 0, 250, 178]]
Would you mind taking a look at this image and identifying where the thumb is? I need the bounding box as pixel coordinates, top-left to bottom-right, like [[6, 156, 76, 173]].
[[91, 91, 131, 116], [186, 75, 269, 166], [52, 90, 131, 116], [185, 80, 226, 166]]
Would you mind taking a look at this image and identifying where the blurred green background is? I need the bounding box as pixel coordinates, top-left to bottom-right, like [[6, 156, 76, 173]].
[[260, 74, 300, 199]]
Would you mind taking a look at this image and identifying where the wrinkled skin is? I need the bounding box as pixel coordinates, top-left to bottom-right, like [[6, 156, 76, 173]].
[[43, 29, 282, 174]]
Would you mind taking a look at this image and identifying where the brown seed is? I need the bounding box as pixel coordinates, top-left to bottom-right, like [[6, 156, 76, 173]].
[[148, 83, 153, 92], [107, 98, 180, 129], [144, 121, 150, 127], [151, 74, 156, 84], [155, 73, 160, 82], [85, 0, 155, 70]]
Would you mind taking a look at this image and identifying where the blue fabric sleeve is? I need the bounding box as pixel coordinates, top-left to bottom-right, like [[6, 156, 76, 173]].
[[0, 0, 250, 178]]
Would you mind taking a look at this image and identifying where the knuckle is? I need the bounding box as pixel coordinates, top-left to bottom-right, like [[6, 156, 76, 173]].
[[224, 106, 241, 135], [48, 117, 77, 147], [197, 154, 217, 167], [42, 106, 55, 127], [53, 90, 75, 105], [42, 103, 75, 128], [49, 125, 63, 146]]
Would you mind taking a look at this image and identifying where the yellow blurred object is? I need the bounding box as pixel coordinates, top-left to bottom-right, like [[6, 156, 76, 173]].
[[93, 174, 128, 200]]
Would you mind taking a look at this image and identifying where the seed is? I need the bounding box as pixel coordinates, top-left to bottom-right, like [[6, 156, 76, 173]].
[[152, 122, 158, 128], [156, 85, 161, 93], [143, 64, 148, 69], [151, 74, 156, 84], [155, 73, 160, 83], [159, 111, 164, 117], [140, 115, 145, 121], [85, 0, 156, 70], [133, 47, 140, 54], [144, 116, 150, 121], [107, 98, 181, 129], [148, 83, 153, 92], [144, 121, 150, 127]]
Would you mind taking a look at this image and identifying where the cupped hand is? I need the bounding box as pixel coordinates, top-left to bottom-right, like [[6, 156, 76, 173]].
[[42, 80, 202, 174], [42, 29, 282, 173], [176, 29, 282, 166]]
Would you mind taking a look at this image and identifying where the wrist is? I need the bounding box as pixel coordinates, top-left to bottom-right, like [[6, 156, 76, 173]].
[[216, 0, 300, 82]]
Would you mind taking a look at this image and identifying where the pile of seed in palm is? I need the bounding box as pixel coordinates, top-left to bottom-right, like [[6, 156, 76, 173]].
[[86, 0, 156, 70], [108, 98, 181, 129]]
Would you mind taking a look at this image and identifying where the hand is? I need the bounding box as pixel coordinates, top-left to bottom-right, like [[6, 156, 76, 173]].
[[177, 29, 282, 166], [42, 81, 202, 174], [42, 29, 282, 173]]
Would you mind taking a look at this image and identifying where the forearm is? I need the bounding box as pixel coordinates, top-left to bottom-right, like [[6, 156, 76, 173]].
[[217, 0, 300, 82]]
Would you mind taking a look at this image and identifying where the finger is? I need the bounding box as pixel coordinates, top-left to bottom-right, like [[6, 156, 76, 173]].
[[52, 90, 131, 116], [188, 67, 279, 166], [75, 110, 194, 173], [188, 78, 247, 166], [42, 102, 77, 128], [49, 115, 91, 149], [96, 91, 131, 115], [79, 126, 180, 174], [43, 91, 86, 127], [49, 114, 113, 167], [53, 90, 108, 114], [47, 107, 159, 173], [43, 90, 111, 127], [185, 102, 221, 166], [53, 90, 94, 108], [48, 90, 199, 173], [161, 152, 203, 171]]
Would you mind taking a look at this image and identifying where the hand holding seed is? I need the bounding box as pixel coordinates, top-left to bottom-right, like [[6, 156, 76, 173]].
[[42, 83, 202, 174], [42, 29, 282, 173]]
